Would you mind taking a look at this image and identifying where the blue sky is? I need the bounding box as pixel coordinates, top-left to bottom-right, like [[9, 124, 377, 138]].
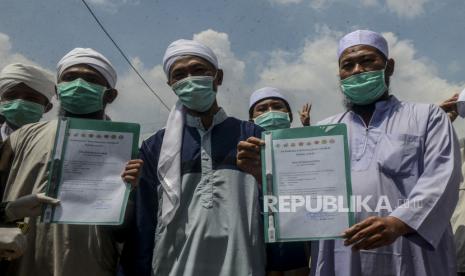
[[1, 0, 464, 137]]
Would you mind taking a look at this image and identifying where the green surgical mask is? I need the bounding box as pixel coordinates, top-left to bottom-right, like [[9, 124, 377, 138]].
[[254, 110, 291, 130], [340, 69, 387, 105], [57, 78, 106, 114], [172, 76, 216, 112], [0, 99, 45, 128]]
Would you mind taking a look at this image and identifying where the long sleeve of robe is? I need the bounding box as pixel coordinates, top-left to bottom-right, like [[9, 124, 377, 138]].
[[311, 96, 462, 276], [0, 120, 120, 276], [121, 110, 267, 276]]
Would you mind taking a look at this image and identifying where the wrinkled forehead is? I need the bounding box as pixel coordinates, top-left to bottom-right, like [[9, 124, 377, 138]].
[[169, 56, 216, 73], [58, 64, 109, 86], [1, 82, 48, 102], [339, 45, 387, 64], [255, 97, 288, 108]]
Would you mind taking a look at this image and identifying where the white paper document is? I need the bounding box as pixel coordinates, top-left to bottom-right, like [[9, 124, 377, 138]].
[[273, 135, 350, 239], [262, 124, 353, 242], [52, 129, 133, 224]]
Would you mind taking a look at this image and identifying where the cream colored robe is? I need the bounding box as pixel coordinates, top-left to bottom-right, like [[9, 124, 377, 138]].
[[1, 120, 118, 276]]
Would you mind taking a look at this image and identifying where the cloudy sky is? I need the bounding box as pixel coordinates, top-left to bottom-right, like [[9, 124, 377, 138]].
[[1, 0, 464, 139]]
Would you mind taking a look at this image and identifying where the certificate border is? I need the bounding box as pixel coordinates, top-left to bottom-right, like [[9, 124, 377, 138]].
[[262, 123, 355, 242], [44, 117, 140, 225]]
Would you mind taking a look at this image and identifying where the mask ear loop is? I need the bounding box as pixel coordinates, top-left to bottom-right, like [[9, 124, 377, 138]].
[[209, 70, 219, 92]]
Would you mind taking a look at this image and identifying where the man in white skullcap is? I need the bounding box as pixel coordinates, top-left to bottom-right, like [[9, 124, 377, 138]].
[[0, 63, 55, 142], [0, 47, 143, 276], [120, 39, 268, 276], [249, 86, 312, 130], [249, 87, 294, 130], [0, 63, 56, 273], [249, 87, 311, 275], [238, 30, 461, 276]]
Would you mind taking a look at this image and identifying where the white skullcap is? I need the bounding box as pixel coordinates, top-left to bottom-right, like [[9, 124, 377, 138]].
[[163, 39, 218, 77], [338, 30, 388, 59], [0, 63, 55, 101], [56, 48, 117, 88], [249, 87, 289, 110]]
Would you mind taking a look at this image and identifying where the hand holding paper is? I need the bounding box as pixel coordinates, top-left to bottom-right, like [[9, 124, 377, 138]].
[[121, 159, 144, 189], [261, 124, 354, 242], [237, 137, 264, 183], [343, 216, 413, 251], [5, 193, 60, 221], [43, 118, 140, 225]]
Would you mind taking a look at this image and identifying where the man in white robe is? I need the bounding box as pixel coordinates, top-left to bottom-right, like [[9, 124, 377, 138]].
[[0, 48, 143, 276], [238, 30, 462, 276]]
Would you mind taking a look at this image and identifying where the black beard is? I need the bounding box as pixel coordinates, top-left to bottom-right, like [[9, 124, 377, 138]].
[[343, 98, 376, 114], [343, 90, 390, 114]]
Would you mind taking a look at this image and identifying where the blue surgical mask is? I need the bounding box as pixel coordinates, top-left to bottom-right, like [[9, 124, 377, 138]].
[[171, 76, 216, 112], [254, 111, 291, 130], [340, 68, 387, 105]]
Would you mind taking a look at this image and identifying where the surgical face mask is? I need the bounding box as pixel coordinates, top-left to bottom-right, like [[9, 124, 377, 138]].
[[57, 78, 106, 114], [0, 99, 45, 128], [340, 68, 387, 105], [254, 110, 291, 130], [171, 75, 216, 112]]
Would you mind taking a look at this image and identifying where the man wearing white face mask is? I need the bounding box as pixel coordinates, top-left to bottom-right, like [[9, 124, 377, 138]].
[[120, 39, 266, 276]]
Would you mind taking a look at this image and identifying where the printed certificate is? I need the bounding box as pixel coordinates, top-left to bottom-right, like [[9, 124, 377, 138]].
[[261, 124, 354, 242], [43, 118, 140, 225]]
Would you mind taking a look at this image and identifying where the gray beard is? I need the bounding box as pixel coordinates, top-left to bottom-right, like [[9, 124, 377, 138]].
[[341, 88, 390, 112]]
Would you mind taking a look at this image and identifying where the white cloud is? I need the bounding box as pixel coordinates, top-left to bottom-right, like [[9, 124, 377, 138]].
[[2, 27, 463, 138], [193, 29, 249, 119], [107, 59, 175, 139], [0, 29, 251, 140], [268, 0, 429, 18], [108, 29, 251, 139], [98, 24, 465, 140], [385, 0, 428, 18], [0, 32, 61, 121], [255, 28, 343, 125], [0, 33, 44, 69], [255, 28, 465, 135], [383, 32, 462, 104]]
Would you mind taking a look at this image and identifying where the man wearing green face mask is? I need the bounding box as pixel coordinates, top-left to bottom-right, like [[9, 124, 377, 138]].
[[0, 64, 55, 274], [0, 63, 54, 143], [249, 87, 312, 130], [0, 48, 143, 276], [249, 87, 311, 276], [238, 30, 462, 276], [120, 39, 292, 276], [249, 87, 294, 130]]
